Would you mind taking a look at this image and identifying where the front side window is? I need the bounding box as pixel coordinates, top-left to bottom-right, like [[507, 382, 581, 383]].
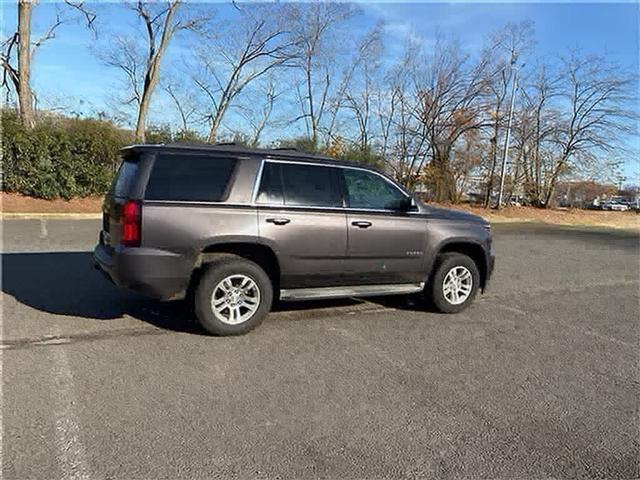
[[145, 154, 236, 202], [256, 163, 284, 205], [257, 162, 341, 208], [343, 168, 407, 210]]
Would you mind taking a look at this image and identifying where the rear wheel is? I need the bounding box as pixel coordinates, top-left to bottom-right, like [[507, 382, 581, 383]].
[[194, 255, 273, 335], [429, 252, 480, 313]]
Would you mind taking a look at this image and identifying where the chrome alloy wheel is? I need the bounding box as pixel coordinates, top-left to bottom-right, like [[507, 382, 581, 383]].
[[211, 274, 261, 325], [442, 266, 473, 305]]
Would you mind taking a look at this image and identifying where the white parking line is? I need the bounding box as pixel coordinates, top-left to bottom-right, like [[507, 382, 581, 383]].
[[51, 329, 90, 480], [39, 218, 48, 239]]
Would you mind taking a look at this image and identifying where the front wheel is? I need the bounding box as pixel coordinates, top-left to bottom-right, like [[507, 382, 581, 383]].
[[429, 252, 480, 313], [194, 255, 273, 335]]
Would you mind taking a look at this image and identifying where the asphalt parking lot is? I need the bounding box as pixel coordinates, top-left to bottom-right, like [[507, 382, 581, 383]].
[[2, 218, 639, 479]]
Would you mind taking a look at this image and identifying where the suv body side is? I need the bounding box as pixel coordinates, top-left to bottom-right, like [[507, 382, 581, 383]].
[[94, 146, 494, 303]]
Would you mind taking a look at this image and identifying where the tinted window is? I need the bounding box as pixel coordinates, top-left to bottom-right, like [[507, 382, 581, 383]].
[[257, 162, 341, 207], [282, 163, 341, 207], [343, 169, 407, 210], [111, 158, 140, 197], [145, 154, 236, 202], [256, 163, 284, 205]]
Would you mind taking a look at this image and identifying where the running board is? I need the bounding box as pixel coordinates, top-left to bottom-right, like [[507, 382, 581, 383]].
[[279, 282, 425, 301]]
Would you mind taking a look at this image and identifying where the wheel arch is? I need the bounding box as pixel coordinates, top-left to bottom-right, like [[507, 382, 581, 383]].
[[188, 241, 282, 300], [432, 239, 489, 291]]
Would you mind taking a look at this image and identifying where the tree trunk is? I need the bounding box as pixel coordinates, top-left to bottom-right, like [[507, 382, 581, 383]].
[[135, 86, 153, 142], [17, 0, 34, 128], [134, 2, 179, 142], [544, 157, 566, 207], [532, 103, 543, 205], [206, 71, 238, 143], [431, 145, 455, 203]]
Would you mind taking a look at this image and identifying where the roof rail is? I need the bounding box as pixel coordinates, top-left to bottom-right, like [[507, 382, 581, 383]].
[[272, 147, 299, 151], [215, 141, 238, 146], [165, 141, 209, 147]]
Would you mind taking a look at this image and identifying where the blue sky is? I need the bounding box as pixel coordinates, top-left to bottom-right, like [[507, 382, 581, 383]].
[[2, 1, 638, 180]]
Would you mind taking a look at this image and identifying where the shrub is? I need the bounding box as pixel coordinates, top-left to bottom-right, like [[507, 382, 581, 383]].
[[2, 110, 132, 199]]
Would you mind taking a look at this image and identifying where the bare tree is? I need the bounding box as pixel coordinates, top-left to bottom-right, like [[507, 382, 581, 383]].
[[16, 0, 33, 126], [412, 39, 490, 201], [99, 1, 205, 141], [188, 3, 298, 143], [542, 52, 637, 206], [371, 40, 424, 180], [1, 0, 95, 127], [163, 79, 198, 133], [515, 64, 560, 204], [325, 23, 382, 145], [291, 3, 358, 147], [236, 77, 283, 147], [481, 21, 534, 206]]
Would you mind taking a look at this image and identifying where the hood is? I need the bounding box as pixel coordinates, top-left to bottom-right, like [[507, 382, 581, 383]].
[[424, 206, 488, 224]]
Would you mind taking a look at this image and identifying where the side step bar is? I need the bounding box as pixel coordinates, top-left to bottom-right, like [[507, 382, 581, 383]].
[[279, 282, 425, 301]]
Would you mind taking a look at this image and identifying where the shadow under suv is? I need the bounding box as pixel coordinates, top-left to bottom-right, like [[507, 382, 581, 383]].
[[94, 144, 495, 335]]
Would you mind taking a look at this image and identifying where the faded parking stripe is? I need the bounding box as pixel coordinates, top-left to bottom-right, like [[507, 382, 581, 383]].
[[51, 328, 90, 480]]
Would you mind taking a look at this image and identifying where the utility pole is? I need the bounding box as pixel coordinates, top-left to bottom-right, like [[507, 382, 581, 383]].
[[496, 59, 519, 209]]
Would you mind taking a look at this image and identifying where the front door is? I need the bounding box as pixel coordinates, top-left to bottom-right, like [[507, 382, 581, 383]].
[[340, 167, 427, 285], [256, 161, 347, 288]]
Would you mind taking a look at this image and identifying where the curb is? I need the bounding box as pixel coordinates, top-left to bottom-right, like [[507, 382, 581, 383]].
[[1, 212, 102, 219]]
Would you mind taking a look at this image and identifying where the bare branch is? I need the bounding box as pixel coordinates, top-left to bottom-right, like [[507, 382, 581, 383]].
[[32, 12, 64, 51], [63, 0, 97, 34]]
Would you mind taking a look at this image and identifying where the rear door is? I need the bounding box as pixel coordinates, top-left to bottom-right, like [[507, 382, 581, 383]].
[[256, 161, 347, 288], [340, 167, 427, 285]]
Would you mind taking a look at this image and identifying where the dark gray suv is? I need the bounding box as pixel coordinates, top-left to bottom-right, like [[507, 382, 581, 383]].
[[94, 144, 495, 335]]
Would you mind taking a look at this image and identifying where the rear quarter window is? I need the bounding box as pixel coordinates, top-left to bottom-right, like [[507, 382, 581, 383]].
[[145, 154, 237, 202], [110, 158, 140, 197]]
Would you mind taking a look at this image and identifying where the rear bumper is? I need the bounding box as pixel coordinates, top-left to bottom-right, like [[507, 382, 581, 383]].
[[93, 243, 192, 300]]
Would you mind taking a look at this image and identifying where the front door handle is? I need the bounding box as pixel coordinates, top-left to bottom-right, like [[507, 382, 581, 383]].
[[352, 221, 372, 229], [266, 217, 290, 225]]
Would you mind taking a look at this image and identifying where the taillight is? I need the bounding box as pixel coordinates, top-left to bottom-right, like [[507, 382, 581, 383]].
[[121, 200, 141, 247]]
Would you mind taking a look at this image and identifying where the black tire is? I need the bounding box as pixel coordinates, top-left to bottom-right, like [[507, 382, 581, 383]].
[[429, 252, 480, 313], [194, 255, 273, 336]]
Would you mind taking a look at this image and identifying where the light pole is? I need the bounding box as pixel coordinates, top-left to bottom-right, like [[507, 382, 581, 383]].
[[496, 58, 521, 209]]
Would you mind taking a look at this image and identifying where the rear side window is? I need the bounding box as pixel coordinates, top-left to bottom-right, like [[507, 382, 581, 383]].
[[257, 162, 341, 207], [145, 154, 236, 202], [111, 158, 140, 197]]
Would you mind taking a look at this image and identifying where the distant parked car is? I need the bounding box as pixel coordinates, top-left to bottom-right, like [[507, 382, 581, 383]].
[[601, 201, 630, 211], [610, 202, 630, 212]]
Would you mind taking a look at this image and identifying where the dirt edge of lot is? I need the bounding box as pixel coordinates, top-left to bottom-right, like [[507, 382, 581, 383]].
[[2, 192, 638, 231]]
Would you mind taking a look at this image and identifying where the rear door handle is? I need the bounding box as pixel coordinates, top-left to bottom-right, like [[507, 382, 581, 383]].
[[351, 221, 372, 229], [266, 217, 290, 225]]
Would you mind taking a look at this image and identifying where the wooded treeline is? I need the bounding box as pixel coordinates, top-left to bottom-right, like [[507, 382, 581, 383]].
[[2, 1, 636, 204]]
